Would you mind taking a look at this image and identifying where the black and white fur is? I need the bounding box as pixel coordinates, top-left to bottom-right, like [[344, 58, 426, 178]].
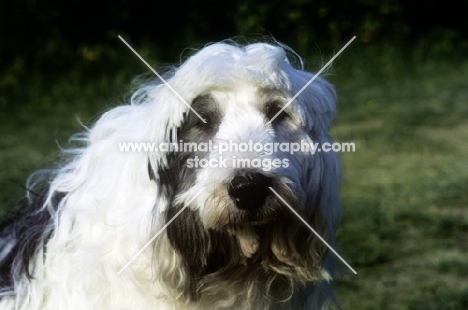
[[0, 41, 342, 309]]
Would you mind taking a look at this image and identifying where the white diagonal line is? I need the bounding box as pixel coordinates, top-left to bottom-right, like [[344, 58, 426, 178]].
[[269, 187, 357, 275], [117, 187, 205, 275], [268, 36, 356, 124], [118, 35, 206, 123]]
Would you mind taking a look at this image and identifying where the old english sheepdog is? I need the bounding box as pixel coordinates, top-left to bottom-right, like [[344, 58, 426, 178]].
[[0, 41, 343, 309]]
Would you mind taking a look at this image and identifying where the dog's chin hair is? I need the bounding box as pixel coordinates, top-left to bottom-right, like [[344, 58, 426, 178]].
[[155, 226, 331, 309], [160, 183, 331, 308]]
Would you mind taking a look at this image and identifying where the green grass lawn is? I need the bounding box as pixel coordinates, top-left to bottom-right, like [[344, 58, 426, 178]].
[[330, 59, 468, 309], [1, 49, 467, 309]]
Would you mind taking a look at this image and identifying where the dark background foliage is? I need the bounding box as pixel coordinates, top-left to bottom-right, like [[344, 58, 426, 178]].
[[1, 0, 466, 71]]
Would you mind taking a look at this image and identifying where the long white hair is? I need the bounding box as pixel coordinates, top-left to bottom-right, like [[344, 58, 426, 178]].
[[0, 41, 341, 309]]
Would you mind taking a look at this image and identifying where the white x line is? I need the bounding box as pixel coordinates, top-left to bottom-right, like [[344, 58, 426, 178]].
[[118, 35, 206, 123], [268, 36, 356, 124], [269, 187, 357, 275], [117, 187, 206, 275], [116, 37, 356, 276]]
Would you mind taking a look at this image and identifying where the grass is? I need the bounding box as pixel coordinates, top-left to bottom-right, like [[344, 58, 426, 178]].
[[1, 45, 467, 309], [328, 54, 468, 308]]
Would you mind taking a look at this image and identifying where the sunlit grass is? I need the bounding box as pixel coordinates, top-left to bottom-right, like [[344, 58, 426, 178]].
[[330, 57, 468, 309]]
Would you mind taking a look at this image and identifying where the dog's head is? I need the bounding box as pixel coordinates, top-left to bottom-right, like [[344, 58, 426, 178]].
[[145, 42, 341, 301]]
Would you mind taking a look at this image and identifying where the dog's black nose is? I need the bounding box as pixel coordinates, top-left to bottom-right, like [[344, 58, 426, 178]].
[[228, 173, 273, 210]]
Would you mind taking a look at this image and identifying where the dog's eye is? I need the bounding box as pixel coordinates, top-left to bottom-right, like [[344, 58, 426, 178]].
[[195, 115, 213, 129], [265, 103, 288, 124], [190, 95, 219, 132]]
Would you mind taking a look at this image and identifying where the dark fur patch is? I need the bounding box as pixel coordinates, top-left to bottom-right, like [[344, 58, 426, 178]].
[[156, 94, 239, 295], [152, 94, 222, 199], [166, 207, 238, 279], [0, 190, 63, 293], [165, 206, 246, 302], [153, 94, 219, 197]]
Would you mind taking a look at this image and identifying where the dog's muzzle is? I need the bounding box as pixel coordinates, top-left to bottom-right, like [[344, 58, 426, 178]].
[[228, 172, 273, 210]]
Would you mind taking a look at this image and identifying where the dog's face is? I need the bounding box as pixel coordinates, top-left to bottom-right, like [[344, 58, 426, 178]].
[[175, 86, 305, 229], [148, 43, 341, 298]]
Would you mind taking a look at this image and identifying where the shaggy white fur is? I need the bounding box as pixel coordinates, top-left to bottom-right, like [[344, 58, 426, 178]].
[[0, 41, 342, 309]]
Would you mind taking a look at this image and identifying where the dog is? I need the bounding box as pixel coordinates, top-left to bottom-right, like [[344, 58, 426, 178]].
[[0, 41, 342, 309]]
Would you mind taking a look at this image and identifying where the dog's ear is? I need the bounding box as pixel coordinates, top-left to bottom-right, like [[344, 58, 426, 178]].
[[288, 70, 340, 233], [297, 131, 341, 286], [303, 148, 342, 231]]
